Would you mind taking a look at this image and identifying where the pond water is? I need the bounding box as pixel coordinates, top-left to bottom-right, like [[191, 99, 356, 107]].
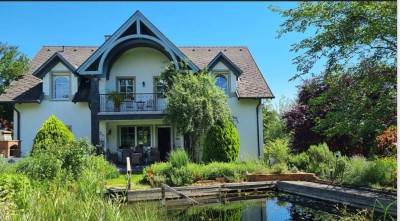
[[165, 192, 382, 221]]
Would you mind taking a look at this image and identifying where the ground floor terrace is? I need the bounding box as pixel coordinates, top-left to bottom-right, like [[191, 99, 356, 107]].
[[98, 119, 183, 166]]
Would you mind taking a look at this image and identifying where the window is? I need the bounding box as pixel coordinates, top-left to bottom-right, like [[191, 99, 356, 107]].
[[137, 127, 151, 146], [118, 79, 134, 100], [215, 75, 228, 95], [120, 127, 135, 148], [154, 77, 166, 98], [120, 126, 151, 148], [53, 75, 70, 99]]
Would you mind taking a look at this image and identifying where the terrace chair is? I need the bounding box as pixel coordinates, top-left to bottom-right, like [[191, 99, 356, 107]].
[[131, 152, 142, 165], [146, 99, 153, 111], [122, 148, 133, 164], [149, 147, 160, 163]]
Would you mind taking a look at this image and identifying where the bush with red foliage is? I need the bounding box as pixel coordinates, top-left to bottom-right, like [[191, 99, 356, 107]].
[[376, 125, 397, 156]]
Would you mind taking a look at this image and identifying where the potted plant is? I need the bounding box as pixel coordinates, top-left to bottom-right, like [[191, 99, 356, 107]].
[[108, 91, 124, 111]]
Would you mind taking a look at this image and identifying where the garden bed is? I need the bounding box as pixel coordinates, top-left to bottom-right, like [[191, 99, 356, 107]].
[[247, 173, 319, 182]]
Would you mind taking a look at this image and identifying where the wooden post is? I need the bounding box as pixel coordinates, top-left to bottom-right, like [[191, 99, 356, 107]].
[[161, 185, 166, 205], [126, 157, 132, 201]]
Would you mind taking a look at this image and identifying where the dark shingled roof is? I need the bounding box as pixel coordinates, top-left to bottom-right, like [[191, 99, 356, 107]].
[[179, 47, 274, 98], [0, 46, 97, 103], [0, 45, 273, 102]]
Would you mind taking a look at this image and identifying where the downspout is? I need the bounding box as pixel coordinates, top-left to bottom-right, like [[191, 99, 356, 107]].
[[13, 104, 20, 140], [256, 99, 262, 158]]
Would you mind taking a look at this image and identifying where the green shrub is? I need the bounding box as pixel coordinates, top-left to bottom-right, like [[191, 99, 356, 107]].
[[83, 155, 119, 179], [203, 118, 240, 163], [15, 153, 64, 182], [16, 139, 94, 182], [187, 163, 205, 181], [202, 162, 237, 180], [168, 149, 189, 168], [32, 115, 75, 152], [306, 143, 335, 178], [364, 157, 397, 186], [271, 163, 288, 174], [264, 138, 290, 163], [0, 156, 12, 174], [169, 167, 194, 186], [0, 173, 31, 210], [342, 156, 369, 186], [289, 152, 310, 171]]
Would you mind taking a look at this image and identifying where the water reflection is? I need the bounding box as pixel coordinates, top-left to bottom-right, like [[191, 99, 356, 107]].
[[167, 192, 364, 221]]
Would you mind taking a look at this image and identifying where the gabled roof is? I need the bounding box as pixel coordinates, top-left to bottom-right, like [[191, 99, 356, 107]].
[[77, 10, 199, 76], [33, 52, 76, 78], [0, 46, 96, 103], [180, 47, 274, 98], [207, 52, 243, 78], [0, 45, 274, 102]]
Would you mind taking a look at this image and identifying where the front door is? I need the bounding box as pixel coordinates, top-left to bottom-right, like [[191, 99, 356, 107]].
[[157, 127, 171, 161]]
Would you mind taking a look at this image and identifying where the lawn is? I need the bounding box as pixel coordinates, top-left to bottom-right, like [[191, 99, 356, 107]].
[[105, 174, 150, 189]]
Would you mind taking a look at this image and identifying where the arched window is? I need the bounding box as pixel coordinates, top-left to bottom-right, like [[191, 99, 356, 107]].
[[53, 76, 70, 99], [215, 75, 228, 95]]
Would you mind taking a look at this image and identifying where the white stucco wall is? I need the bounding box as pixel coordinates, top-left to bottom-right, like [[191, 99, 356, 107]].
[[14, 62, 91, 156], [99, 47, 169, 94], [15, 101, 91, 156], [227, 98, 262, 161], [210, 62, 263, 161]]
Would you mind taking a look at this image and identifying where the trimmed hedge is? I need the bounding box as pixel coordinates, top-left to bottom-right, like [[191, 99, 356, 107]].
[[202, 118, 240, 163]]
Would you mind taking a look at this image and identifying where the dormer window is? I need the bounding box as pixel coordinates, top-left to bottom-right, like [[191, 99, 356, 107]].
[[52, 74, 70, 100], [215, 74, 228, 95]]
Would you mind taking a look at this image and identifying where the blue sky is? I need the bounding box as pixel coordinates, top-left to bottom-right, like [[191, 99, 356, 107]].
[[0, 2, 323, 105]]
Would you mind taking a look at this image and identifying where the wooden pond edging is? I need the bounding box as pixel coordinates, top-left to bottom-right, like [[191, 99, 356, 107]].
[[276, 181, 397, 216], [109, 181, 276, 202]]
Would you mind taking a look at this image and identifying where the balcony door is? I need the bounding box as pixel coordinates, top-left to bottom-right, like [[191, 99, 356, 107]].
[[118, 78, 134, 100], [157, 127, 171, 161]]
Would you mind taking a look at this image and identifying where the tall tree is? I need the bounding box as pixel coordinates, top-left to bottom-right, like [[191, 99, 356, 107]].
[[161, 63, 231, 161], [270, 2, 396, 80], [309, 61, 396, 156], [262, 96, 293, 143], [0, 42, 29, 124]]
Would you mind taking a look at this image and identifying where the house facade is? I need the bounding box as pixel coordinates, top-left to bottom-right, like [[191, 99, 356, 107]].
[[0, 11, 274, 161]]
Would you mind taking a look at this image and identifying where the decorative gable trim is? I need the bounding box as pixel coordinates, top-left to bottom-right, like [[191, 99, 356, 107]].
[[77, 10, 199, 76], [33, 52, 76, 79], [207, 52, 243, 78]]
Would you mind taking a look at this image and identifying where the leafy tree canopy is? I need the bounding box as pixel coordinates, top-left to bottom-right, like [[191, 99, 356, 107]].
[[0, 42, 29, 123], [262, 96, 293, 143], [162, 62, 231, 160], [283, 61, 396, 156], [270, 2, 396, 80]]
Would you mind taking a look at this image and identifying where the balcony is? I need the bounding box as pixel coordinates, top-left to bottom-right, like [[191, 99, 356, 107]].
[[99, 93, 166, 113]]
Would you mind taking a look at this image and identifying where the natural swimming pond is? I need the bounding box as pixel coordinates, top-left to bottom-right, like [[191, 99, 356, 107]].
[[164, 191, 391, 221]]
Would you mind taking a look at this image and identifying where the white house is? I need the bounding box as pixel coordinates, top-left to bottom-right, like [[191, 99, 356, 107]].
[[0, 11, 274, 162]]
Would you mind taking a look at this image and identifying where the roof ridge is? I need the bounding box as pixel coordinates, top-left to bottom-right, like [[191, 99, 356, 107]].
[[178, 46, 248, 48], [41, 46, 99, 48]]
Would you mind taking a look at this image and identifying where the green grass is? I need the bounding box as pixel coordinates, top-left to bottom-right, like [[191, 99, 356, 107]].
[[105, 174, 150, 189]]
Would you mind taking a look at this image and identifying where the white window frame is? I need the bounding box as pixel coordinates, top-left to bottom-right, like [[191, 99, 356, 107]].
[[213, 72, 229, 95], [117, 78, 135, 100], [52, 73, 70, 101]]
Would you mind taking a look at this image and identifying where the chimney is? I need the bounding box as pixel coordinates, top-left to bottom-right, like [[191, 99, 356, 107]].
[[104, 35, 111, 41]]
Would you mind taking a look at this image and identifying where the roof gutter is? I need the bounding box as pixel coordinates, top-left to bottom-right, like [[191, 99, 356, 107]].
[[13, 104, 20, 140], [256, 99, 262, 159]]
